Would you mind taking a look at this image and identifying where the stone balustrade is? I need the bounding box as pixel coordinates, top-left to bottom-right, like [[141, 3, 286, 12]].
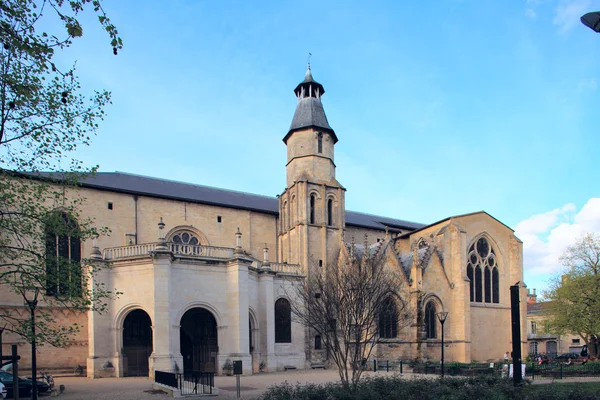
[[269, 262, 301, 275], [103, 242, 234, 260]]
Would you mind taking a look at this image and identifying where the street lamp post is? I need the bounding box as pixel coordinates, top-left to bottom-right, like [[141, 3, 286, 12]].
[[22, 287, 40, 400], [436, 311, 449, 378]]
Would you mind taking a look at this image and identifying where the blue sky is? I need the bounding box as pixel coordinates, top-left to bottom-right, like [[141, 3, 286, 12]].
[[57, 0, 600, 295]]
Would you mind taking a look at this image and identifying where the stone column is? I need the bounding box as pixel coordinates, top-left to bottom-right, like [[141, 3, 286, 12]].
[[219, 235, 252, 375], [447, 223, 470, 363], [86, 252, 116, 378], [258, 267, 276, 372], [149, 248, 179, 377]]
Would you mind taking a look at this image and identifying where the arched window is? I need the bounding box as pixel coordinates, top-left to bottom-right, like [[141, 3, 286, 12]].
[[317, 132, 323, 153], [45, 212, 81, 297], [492, 267, 499, 303], [475, 266, 482, 302], [425, 301, 436, 339], [378, 297, 398, 338], [290, 196, 296, 227], [172, 231, 200, 245], [484, 267, 491, 303], [467, 237, 499, 304], [275, 298, 291, 343], [327, 198, 333, 226], [467, 264, 474, 302], [282, 201, 288, 230], [309, 194, 316, 224]]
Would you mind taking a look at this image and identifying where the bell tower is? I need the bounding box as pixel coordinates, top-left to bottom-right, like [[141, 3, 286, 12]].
[[278, 65, 345, 270]]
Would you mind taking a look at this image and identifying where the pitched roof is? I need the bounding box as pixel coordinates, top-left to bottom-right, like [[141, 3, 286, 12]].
[[287, 97, 334, 138], [51, 172, 424, 232], [398, 210, 515, 238]]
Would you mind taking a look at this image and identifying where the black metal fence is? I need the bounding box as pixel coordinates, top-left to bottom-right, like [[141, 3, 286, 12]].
[[360, 359, 404, 373], [412, 362, 501, 376], [154, 370, 215, 395], [528, 362, 600, 380]]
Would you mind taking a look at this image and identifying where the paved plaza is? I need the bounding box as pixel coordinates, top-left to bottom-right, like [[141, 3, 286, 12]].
[[52, 370, 398, 399], [49, 370, 600, 399]]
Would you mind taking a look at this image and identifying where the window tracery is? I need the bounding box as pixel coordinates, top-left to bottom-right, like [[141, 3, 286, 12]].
[[172, 231, 200, 246], [467, 237, 499, 304]]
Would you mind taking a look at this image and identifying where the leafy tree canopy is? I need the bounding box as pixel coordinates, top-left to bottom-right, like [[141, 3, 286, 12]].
[[0, 0, 121, 346]]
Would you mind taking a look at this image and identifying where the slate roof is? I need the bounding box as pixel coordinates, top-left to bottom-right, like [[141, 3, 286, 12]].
[[42, 172, 425, 232], [288, 97, 334, 138]]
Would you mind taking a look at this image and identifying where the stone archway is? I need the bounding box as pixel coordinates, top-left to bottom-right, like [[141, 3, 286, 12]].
[[180, 308, 218, 373], [122, 309, 153, 377]]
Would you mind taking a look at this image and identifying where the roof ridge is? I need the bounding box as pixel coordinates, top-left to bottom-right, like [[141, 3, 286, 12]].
[[346, 209, 424, 225]]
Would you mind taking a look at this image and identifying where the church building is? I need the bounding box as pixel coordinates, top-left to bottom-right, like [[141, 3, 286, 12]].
[[0, 66, 527, 378]]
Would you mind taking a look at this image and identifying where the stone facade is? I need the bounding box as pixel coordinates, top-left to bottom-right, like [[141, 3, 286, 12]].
[[0, 66, 527, 378]]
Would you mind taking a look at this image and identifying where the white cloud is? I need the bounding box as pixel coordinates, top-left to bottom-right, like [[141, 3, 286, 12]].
[[553, 0, 592, 33], [578, 77, 597, 91], [516, 198, 600, 275], [525, 8, 537, 19]]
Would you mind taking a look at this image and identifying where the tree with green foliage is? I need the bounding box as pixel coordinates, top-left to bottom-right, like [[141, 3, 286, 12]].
[[0, 0, 121, 347], [545, 233, 600, 358]]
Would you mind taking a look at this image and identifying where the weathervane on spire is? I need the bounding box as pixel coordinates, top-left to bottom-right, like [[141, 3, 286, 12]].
[[307, 52, 312, 69]]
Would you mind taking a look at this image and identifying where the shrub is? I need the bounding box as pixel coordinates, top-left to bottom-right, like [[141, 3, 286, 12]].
[[259, 375, 600, 400]]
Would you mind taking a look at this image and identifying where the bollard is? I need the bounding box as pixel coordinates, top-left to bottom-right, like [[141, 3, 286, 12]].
[[373, 359, 377, 372], [560, 363, 563, 380], [386, 360, 389, 372], [400, 360, 403, 374], [531, 363, 535, 381]]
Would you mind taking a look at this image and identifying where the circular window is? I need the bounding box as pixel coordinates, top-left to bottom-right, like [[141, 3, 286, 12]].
[[171, 231, 200, 246]]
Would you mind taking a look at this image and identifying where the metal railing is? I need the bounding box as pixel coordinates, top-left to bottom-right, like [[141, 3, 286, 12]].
[[154, 370, 214, 395], [178, 371, 214, 395], [103, 242, 234, 260], [528, 361, 600, 380], [412, 362, 500, 376]]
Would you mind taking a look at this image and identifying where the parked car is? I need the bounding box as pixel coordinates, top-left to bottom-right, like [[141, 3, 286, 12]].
[[0, 370, 50, 398], [0, 382, 7, 399]]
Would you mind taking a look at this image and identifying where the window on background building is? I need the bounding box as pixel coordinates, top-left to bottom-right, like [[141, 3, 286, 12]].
[[275, 298, 292, 343], [467, 237, 500, 304], [531, 321, 537, 334], [45, 212, 82, 297], [530, 342, 538, 355], [378, 297, 398, 338], [573, 338, 580, 344], [327, 198, 333, 226], [425, 301, 437, 339]]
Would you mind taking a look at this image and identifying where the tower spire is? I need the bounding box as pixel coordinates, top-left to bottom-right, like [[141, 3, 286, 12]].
[[283, 65, 337, 144]]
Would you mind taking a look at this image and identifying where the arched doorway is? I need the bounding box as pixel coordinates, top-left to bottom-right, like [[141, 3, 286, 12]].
[[180, 308, 218, 373], [122, 309, 153, 377]]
